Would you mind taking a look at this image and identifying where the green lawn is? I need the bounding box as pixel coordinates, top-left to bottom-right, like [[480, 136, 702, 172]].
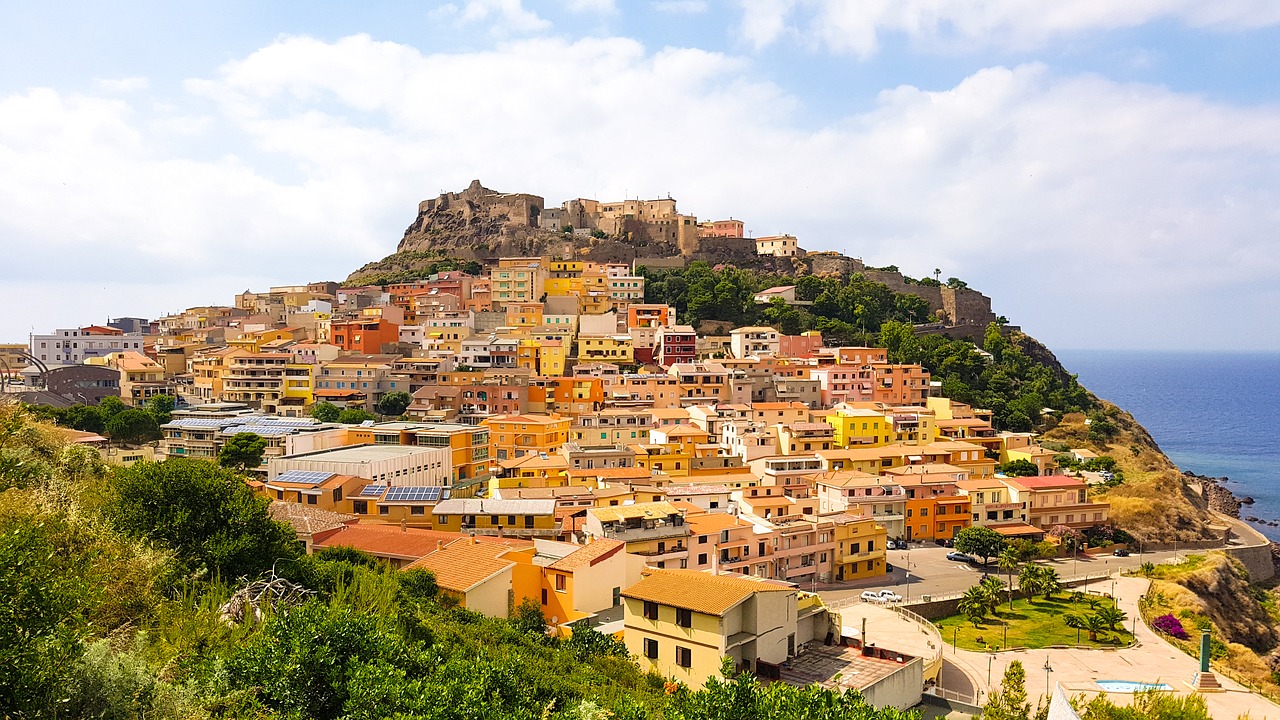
[[935, 595, 1134, 651]]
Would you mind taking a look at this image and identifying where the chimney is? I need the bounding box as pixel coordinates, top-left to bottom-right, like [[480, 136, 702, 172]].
[[436, 540, 444, 552], [400, 518, 407, 532]]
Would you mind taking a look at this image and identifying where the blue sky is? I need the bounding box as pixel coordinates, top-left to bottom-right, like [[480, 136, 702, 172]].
[[2, 1, 1278, 351]]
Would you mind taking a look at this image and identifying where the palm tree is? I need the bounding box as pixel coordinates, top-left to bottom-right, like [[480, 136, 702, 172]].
[[1096, 606, 1127, 632], [1083, 613, 1109, 642], [1018, 564, 1044, 602], [979, 575, 1005, 616], [998, 548, 1019, 609], [1065, 614, 1086, 644], [958, 586, 989, 627], [1039, 568, 1062, 600]]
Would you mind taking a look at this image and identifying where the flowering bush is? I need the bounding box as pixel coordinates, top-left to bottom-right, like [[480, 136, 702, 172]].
[[1152, 613, 1190, 640]]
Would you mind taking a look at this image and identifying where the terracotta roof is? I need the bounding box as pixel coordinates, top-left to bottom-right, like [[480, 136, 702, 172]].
[[622, 569, 792, 616], [1002, 476, 1086, 491], [566, 467, 653, 480], [547, 538, 624, 571], [404, 539, 519, 592], [269, 502, 357, 537], [665, 484, 730, 496], [686, 513, 750, 535], [312, 523, 512, 560]]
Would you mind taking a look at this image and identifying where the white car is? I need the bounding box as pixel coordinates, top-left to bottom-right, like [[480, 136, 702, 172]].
[[860, 589, 903, 603]]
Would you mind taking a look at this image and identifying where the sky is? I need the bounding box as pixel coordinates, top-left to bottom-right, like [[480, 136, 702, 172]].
[[1, 1, 1278, 351]]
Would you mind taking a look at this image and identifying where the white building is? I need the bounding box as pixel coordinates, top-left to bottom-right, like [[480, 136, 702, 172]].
[[29, 327, 147, 365], [269, 444, 452, 486]]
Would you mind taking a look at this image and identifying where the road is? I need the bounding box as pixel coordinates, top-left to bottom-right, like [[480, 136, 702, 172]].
[[817, 544, 1185, 605]]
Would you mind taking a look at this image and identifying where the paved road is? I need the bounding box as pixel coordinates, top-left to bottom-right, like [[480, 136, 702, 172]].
[[817, 544, 1186, 605]]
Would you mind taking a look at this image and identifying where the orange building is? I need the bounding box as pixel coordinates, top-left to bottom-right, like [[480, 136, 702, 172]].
[[331, 318, 400, 355]]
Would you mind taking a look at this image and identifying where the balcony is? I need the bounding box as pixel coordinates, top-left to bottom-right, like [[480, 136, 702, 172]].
[[839, 549, 886, 565], [597, 524, 688, 543], [633, 546, 689, 563], [462, 526, 560, 538]]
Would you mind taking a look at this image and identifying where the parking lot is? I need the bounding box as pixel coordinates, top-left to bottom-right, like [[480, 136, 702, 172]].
[[818, 542, 1179, 606]]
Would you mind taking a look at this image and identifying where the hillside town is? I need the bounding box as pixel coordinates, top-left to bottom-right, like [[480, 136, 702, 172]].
[[0, 236, 1137, 707]]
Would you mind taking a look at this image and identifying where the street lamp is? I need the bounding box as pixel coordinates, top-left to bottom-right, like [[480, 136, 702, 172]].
[[1043, 657, 1054, 695], [988, 652, 994, 689]]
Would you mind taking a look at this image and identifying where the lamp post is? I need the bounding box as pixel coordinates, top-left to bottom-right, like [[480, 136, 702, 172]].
[[988, 652, 994, 689], [954, 627, 958, 653], [1043, 657, 1053, 695]]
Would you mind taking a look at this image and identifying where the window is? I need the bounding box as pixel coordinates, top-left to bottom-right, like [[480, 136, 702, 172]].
[[644, 638, 659, 659], [698, 553, 708, 565], [675, 646, 692, 668], [305, 495, 317, 505], [643, 600, 659, 620], [352, 500, 368, 514], [676, 607, 692, 628], [380, 506, 390, 516], [411, 506, 425, 516], [555, 574, 566, 591]]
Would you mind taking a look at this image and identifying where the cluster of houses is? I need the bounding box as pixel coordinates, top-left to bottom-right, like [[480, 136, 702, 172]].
[[4, 253, 1110, 702]]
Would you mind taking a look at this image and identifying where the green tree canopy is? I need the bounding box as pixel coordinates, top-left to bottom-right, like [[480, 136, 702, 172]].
[[983, 660, 1030, 720], [104, 458, 298, 580], [104, 408, 161, 446], [998, 459, 1040, 477], [338, 408, 377, 424], [146, 394, 176, 424], [218, 432, 269, 472], [375, 391, 412, 417], [311, 401, 341, 422], [953, 526, 1007, 566]]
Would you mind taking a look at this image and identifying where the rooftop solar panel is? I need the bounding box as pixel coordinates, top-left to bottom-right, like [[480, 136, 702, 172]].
[[358, 484, 387, 497], [382, 486, 445, 503], [274, 469, 336, 486]]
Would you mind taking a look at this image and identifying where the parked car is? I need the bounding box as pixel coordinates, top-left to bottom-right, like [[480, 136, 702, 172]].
[[942, 538, 955, 548], [1113, 548, 1130, 557], [946, 551, 976, 563], [860, 590, 902, 603]]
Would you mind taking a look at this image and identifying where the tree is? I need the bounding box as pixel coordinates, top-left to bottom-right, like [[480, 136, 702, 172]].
[[958, 586, 989, 627], [105, 458, 299, 580], [104, 408, 160, 446], [979, 575, 1006, 616], [97, 396, 126, 419], [1019, 564, 1046, 602], [512, 597, 547, 636], [218, 432, 268, 472], [998, 548, 1020, 610], [62, 404, 106, 434], [1038, 567, 1062, 600], [953, 526, 1006, 566], [998, 459, 1039, 477], [1096, 605, 1126, 632], [375, 391, 412, 418], [1082, 613, 1108, 642], [1065, 614, 1087, 644], [310, 401, 340, 422], [337, 408, 377, 424], [146, 394, 175, 424], [984, 660, 1030, 720]]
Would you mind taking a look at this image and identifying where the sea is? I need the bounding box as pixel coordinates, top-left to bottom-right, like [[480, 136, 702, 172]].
[[1058, 350, 1280, 540]]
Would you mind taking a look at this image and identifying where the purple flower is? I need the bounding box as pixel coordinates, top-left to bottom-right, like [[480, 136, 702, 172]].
[[1152, 614, 1190, 640]]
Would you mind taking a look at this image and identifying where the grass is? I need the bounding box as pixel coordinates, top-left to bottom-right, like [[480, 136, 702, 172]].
[[935, 594, 1134, 651]]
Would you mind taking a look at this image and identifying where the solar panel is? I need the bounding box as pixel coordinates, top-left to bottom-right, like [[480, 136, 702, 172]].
[[274, 469, 336, 485], [358, 484, 387, 497], [383, 486, 444, 503]]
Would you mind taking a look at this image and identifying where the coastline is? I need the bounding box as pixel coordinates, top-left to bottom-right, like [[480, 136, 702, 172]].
[[1189, 470, 1280, 572]]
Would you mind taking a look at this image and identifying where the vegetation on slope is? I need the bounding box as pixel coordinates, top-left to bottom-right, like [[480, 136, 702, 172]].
[[1137, 552, 1280, 700], [345, 252, 484, 287], [0, 403, 918, 720]]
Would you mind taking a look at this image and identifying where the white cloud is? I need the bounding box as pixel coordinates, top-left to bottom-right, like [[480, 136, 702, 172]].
[[564, 0, 618, 14], [738, 0, 1280, 55], [92, 77, 150, 93], [653, 0, 708, 14], [430, 0, 551, 35], [3, 35, 1279, 350]]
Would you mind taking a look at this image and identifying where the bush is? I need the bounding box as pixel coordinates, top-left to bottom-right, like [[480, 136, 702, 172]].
[[1152, 613, 1190, 640]]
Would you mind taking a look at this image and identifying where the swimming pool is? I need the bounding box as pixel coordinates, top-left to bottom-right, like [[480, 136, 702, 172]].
[[1095, 680, 1173, 693]]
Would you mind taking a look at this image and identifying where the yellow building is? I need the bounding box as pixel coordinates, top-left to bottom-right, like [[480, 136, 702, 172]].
[[345, 421, 491, 483], [505, 301, 544, 328], [823, 407, 892, 448], [577, 334, 633, 364], [491, 259, 546, 310], [488, 453, 571, 493], [829, 513, 887, 582], [622, 569, 804, 688], [518, 338, 566, 377], [483, 414, 571, 462], [431, 497, 560, 538]]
